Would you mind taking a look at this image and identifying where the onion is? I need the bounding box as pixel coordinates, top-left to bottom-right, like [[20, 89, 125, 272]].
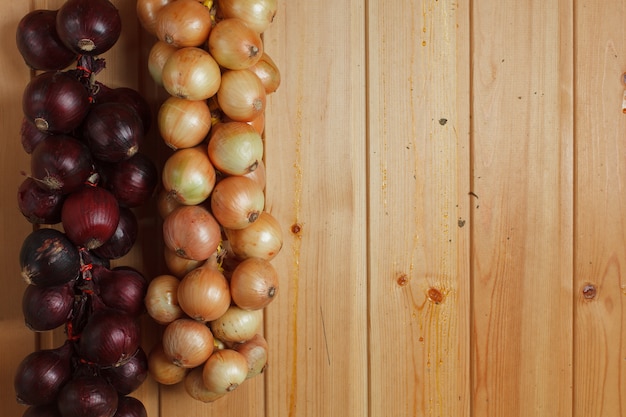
[[137, 0, 173, 35], [100, 347, 148, 395], [162, 145, 216, 205], [22, 71, 90, 133], [98, 152, 158, 208], [155, 0, 213, 47], [242, 158, 266, 190], [147, 41, 178, 87], [161, 46, 221, 101], [162, 204, 221, 261], [144, 274, 184, 325], [22, 283, 74, 331], [233, 333, 269, 378], [78, 308, 141, 367], [22, 404, 63, 417], [56, 0, 122, 56], [210, 175, 265, 229], [112, 396, 148, 417], [162, 318, 215, 368], [224, 211, 283, 260], [207, 122, 264, 175], [248, 52, 281, 94], [177, 266, 231, 322], [19, 228, 81, 287], [92, 207, 139, 260], [20, 117, 50, 154], [93, 266, 148, 316], [217, 69, 266, 122], [207, 18, 263, 70], [16, 9, 77, 71], [17, 177, 65, 224], [147, 342, 188, 385], [184, 367, 225, 403], [83, 102, 144, 163], [230, 257, 279, 310], [14, 342, 73, 406], [218, 0, 278, 33], [163, 246, 205, 278], [94, 84, 153, 134], [57, 375, 119, 417], [209, 305, 263, 343], [61, 185, 120, 250], [201, 349, 249, 394], [29, 134, 93, 195], [158, 96, 212, 150]]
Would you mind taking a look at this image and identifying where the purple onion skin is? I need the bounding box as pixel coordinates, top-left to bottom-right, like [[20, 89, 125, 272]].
[[22, 71, 90, 134], [57, 376, 119, 417], [100, 347, 148, 395], [98, 152, 158, 208], [22, 404, 63, 417], [56, 0, 122, 56], [21, 117, 51, 154], [22, 283, 74, 331], [19, 228, 81, 288], [95, 84, 152, 134], [93, 206, 139, 260], [113, 396, 148, 417], [16, 9, 78, 71], [17, 177, 65, 224], [91, 265, 147, 316], [14, 343, 73, 406]]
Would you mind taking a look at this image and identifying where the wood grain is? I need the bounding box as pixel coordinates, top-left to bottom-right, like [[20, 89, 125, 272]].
[[574, 1, 626, 415], [471, 0, 574, 416]]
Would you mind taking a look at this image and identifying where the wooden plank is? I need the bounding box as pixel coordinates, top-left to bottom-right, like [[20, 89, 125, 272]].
[[573, 1, 626, 415], [262, 1, 369, 416], [470, 0, 574, 416], [367, 0, 471, 416]]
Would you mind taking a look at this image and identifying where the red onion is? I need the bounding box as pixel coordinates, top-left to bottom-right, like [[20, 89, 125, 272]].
[[17, 177, 65, 224], [95, 84, 153, 133], [22, 283, 74, 331], [20, 228, 81, 287], [61, 185, 120, 250], [22, 404, 63, 417], [78, 308, 141, 367], [16, 9, 77, 71], [92, 266, 147, 316], [98, 152, 158, 208], [56, 0, 122, 56], [29, 134, 94, 195], [100, 347, 148, 395], [92, 206, 138, 259], [57, 375, 119, 417], [113, 396, 147, 417], [14, 342, 73, 406], [83, 102, 144, 163], [21, 117, 51, 154], [22, 71, 90, 133]]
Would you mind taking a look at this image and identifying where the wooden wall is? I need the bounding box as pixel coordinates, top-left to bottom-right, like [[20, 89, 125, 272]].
[[1, 0, 625, 416]]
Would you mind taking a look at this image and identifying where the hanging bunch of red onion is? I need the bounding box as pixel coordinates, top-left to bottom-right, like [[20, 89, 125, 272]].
[[136, 0, 282, 403], [14, 1, 159, 416]]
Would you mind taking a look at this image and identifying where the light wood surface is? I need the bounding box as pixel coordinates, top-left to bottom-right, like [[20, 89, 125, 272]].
[[1, 1, 625, 416]]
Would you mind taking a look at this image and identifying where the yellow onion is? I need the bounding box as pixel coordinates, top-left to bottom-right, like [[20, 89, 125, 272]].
[[208, 122, 263, 175], [156, 187, 183, 219], [177, 266, 231, 322], [184, 367, 225, 403], [164, 245, 205, 278], [155, 0, 213, 47], [210, 175, 265, 229], [148, 40, 178, 86], [218, 0, 278, 34], [201, 349, 249, 394], [207, 18, 263, 70], [209, 305, 263, 343], [248, 52, 281, 94], [163, 204, 221, 261], [162, 318, 215, 368], [230, 257, 279, 310], [158, 97, 212, 150], [148, 342, 188, 385], [224, 211, 283, 260], [162, 47, 221, 100], [242, 158, 266, 190], [162, 145, 216, 205], [217, 69, 266, 122], [233, 334, 269, 379], [145, 274, 185, 325], [136, 0, 173, 35]]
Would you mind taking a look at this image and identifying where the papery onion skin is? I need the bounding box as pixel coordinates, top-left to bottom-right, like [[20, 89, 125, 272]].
[[158, 96, 212, 150], [162, 204, 221, 261], [217, 69, 266, 122], [209, 305, 263, 343], [177, 266, 231, 322], [147, 40, 178, 87], [208, 122, 264, 175], [22, 283, 74, 331], [95, 84, 153, 134], [234, 333, 269, 379], [162, 145, 216, 205], [21, 117, 50, 154], [145, 274, 184, 325], [201, 349, 249, 394], [230, 257, 279, 310], [224, 211, 283, 260], [137, 0, 173, 35], [207, 18, 263, 70], [100, 347, 148, 395], [113, 396, 148, 417], [210, 175, 265, 230], [218, 0, 278, 34], [56, 376, 119, 417], [162, 318, 215, 368], [147, 343, 188, 385], [161, 47, 221, 101], [93, 265, 148, 316], [98, 152, 159, 208], [92, 207, 139, 260], [155, 0, 213, 47], [163, 246, 204, 279], [17, 177, 65, 225], [248, 52, 281, 94], [184, 367, 225, 403]]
